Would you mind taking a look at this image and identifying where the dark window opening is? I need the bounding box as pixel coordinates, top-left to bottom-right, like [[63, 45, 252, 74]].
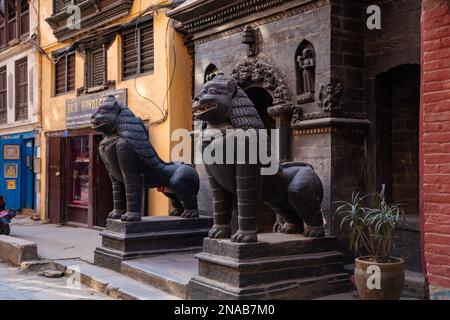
[[0, 66, 6, 124], [122, 20, 154, 79], [70, 136, 90, 207], [54, 50, 76, 95], [15, 57, 27, 121]]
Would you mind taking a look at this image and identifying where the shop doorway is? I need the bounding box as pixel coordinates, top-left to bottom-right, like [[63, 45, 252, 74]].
[[47, 132, 113, 227], [0, 139, 23, 210]]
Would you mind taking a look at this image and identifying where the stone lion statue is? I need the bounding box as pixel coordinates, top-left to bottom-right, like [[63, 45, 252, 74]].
[[193, 73, 325, 243], [91, 95, 200, 222]]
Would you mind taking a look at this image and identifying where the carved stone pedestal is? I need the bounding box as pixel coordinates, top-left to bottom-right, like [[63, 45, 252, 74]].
[[188, 233, 350, 300], [94, 216, 212, 272]]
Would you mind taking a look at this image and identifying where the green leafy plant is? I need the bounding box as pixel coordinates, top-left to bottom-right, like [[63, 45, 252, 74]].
[[334, 186, 405, 263]]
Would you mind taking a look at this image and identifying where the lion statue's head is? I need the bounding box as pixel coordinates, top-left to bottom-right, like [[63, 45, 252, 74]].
[[193, 72, 265, 130], [91, 95, 165, 169]]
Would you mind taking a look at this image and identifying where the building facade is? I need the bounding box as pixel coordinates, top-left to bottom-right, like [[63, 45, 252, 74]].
[[0, 0, 40, 214], [169, 0, 423, 270], [421, 0, 450, 300], [38, 0, 192, 227]]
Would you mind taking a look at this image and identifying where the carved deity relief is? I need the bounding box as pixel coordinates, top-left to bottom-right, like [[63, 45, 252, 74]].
[[298, 48, 316, 94], [318, 83, 343, 112]]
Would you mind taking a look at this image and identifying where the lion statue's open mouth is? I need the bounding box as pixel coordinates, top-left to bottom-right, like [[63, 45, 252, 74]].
[[193, 100, 218, 116]]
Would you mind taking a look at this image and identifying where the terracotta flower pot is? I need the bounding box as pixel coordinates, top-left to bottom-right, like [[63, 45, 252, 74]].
[[354, 256, 405, 300]]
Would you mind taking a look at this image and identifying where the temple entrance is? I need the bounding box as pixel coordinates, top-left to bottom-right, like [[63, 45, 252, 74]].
[[375, 64, 420, 216], [245, 86, 276, 233], [245, 87, 276, 130]]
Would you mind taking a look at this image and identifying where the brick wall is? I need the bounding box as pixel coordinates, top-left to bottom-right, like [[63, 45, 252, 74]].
[[421, 0, 450, 299]]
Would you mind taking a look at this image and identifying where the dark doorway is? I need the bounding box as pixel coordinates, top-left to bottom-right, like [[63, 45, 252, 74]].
[[47, 136, 65, 224], [375, 64, 420, 215], [244, 86, 276, 232], [245, 87, 276, 130]]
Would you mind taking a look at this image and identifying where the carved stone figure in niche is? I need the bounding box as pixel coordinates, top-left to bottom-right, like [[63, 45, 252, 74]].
[[319, 83, 343, 112], [298, 48, 316, 94], [193, 73, 325, 243], [91, 96, 200, 222]]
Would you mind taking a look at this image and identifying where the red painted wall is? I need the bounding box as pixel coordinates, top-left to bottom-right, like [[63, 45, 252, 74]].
[[421, 0, 450, 292]]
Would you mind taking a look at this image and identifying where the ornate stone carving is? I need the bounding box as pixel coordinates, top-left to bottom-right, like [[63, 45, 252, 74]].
[[242, 25, 260, 57], [297, 48, 316, 98], [193, 74, 325, 243], [318, 83, 343, 112], [91, 96, 200, 222]]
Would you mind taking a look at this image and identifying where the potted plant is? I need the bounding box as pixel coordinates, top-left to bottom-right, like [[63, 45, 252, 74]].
[[334, 186, 405, 300]]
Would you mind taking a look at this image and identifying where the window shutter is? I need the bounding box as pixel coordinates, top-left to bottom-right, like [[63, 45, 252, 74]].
[[122, 20, 154, 80], [0, 66, 7, 124], [90, 47, 105, 87], [15, 57, 28, 121], [122, 31, 138, 79], [6, 0, 16, 42], [66, 53, 75, 91], [19, 0, 29, 37], [140, 24, 154, 74], [0, 16, 5, 48]]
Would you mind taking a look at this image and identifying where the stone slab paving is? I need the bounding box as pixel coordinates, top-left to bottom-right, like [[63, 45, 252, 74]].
[[0, 260, 110, 300], [10, 215, 100, 263]]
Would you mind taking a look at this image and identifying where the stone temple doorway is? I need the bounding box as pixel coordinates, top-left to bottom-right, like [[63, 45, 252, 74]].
[[245, 87, 276, 130], [375, 64, 422, 272], [244, 86, 277, 233]]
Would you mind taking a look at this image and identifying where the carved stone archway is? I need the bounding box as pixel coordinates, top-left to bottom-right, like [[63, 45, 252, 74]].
[[231, 54, 295, 162]]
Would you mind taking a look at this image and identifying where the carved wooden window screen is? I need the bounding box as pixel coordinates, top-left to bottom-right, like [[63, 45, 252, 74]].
[[87, 46, 106, 88], [2, 0, 29, 43], [55, 51, 76, 95], [122, 20, 154, 79], [0, 66, 7, 124], [15, 57, 27, 121]]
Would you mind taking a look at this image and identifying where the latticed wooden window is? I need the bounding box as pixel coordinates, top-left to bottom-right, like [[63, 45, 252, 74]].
[[122, 20, 154, 79], [0, 66, 7, 124], [87, 46, 106, 87], [15, 57, 28, 121], [19, 0, 29, 37], [55, 51, 75, 95]]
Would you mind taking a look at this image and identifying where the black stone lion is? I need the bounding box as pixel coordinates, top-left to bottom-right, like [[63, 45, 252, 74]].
[[91, 96, 199, 222], [193, 73, 325, 243]]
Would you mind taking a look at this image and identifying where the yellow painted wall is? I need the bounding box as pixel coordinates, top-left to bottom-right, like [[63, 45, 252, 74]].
[[38, 0, 192, 220]]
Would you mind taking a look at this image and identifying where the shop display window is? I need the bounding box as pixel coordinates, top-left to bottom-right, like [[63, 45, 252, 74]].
[[70, 136, 89, 206]]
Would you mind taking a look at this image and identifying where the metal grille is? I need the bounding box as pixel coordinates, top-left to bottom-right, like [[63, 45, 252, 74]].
[[0, 66, 7, 124], [15, 57, 28, 121], [122, 20, 154, 79]]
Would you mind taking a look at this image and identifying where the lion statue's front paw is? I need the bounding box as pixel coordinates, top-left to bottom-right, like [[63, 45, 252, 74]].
[[231, 230, 258, 243], [279, 223, 302, 234], [121, 212, 142, 222], [303, 225, 325, 238], [181, 209, 199, 219], [208, 225, 231, 239], [108, 210, 125, 220]]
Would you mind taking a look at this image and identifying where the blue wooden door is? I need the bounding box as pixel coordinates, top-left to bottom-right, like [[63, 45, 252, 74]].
[[0, 139, 22, 210]]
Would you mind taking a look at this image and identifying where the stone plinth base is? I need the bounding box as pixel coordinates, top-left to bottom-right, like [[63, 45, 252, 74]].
[[188, 233, 350, 300], [94, 216, 212, 272]]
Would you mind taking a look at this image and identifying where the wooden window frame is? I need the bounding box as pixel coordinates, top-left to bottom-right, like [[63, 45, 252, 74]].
[[15, 56, 28, 121], [85, 44, 107, 90], [0, 65, 7, 124], [121, 18, 154, 80], [54, 50, 76, 96]]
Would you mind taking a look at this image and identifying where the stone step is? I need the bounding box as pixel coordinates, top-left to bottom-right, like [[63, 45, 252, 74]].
[[121, 252, 198, 299], [189, 272, 351, 300], [197, 250, 346, 287], [53, 259, 180, 300]]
